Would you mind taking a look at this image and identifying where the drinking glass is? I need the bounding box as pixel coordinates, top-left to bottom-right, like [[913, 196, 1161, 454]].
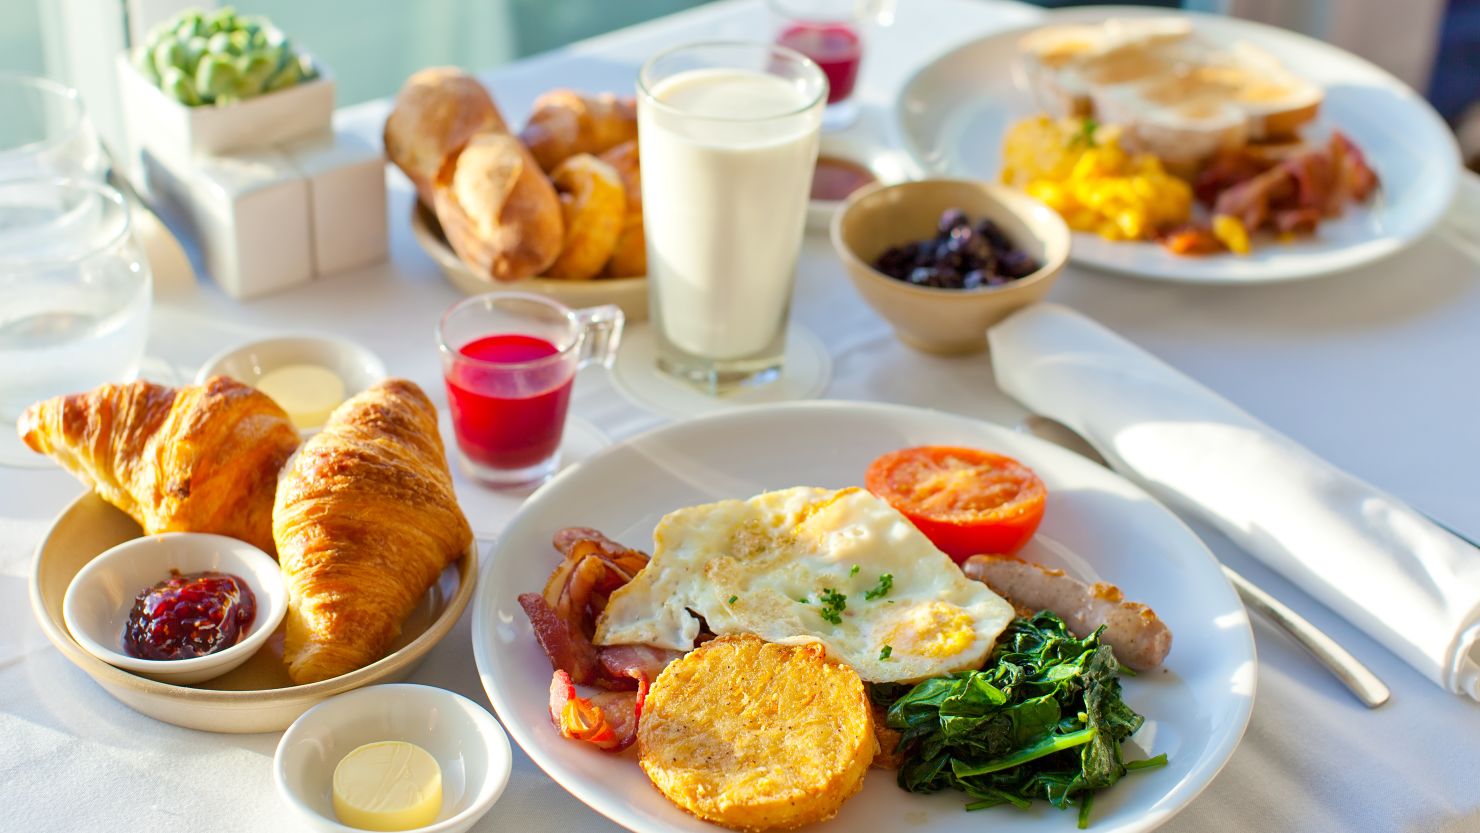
[[0, 74, 104, 181], [437, 293, 623, 488], [768, 0, 894, 131], [0, 178, 153, 467], [638, 41, 826, 393]]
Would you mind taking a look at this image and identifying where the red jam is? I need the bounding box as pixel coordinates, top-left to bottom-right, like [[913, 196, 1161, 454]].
[[122, 570, 257, 661]]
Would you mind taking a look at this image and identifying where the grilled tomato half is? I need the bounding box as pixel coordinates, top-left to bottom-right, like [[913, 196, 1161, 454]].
[[866, 446, 1046, 562]]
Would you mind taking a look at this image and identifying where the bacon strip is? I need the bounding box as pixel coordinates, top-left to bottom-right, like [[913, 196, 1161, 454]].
[[548, 669, 649, 752], [520, 592, 599, 684]]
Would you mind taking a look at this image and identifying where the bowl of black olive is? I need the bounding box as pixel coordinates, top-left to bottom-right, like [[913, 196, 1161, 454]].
[[831, 179, 1069, 353]]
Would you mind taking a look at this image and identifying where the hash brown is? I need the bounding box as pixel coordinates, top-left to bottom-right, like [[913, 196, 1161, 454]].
[[638, 634, 875, 831]]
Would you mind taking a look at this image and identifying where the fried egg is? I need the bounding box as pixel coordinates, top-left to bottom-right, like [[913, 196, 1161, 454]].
[[593, 486, 1016, 683]]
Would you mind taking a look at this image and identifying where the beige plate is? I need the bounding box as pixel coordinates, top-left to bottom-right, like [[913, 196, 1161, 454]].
[[409, 202, 648, 321], [29, 493, 477, 733]]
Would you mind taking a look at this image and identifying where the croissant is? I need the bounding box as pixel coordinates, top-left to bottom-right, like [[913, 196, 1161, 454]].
[[18, 377, 300, 555], [599, 140, 646, 277], [520, 89, 638, 172], [546, 153, 625, 280], [273, 378, 472, 684]]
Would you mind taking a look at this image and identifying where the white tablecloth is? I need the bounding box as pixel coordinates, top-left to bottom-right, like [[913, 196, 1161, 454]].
[[4, 1, 1479, 830]]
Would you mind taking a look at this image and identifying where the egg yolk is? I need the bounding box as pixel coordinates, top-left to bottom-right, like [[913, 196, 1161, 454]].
[[885, 602, 976, 659]]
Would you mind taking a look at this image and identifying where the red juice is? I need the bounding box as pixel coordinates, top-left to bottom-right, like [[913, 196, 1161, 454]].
[[777, 22, 861, 103], [445, 333, 572, 470]]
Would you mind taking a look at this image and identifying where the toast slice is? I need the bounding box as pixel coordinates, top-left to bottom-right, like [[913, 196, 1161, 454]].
[[1016, 18, 1323, 168]]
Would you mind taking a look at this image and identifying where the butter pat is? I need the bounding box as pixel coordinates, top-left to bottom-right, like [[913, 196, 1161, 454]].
[[332, 741, 443, 831], [255, 364, 345, 430]]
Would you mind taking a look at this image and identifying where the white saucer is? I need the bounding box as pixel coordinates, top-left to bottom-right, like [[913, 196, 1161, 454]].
[[610, 323, 832, 419], [438, 412, 611, 541]]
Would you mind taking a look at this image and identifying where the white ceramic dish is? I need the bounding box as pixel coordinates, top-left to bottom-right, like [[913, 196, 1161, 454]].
[[894, 7, 1462, 283], [195, 335, 387, 434], [806, 133, 922, 232], [275, 683, 512, 833], [62, 532, 287, 685], [472, 401, 1256, 833], [410, 203, 649, 321]]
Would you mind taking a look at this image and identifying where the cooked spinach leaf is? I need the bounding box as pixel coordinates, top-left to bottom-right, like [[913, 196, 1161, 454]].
[[872, 612, 1162, 826]]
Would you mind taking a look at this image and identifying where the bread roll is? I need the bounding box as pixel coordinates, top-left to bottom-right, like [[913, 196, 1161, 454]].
[[433, 132, 565, 282], [520, 90, 638, 172], [385, 67, 508, 206]]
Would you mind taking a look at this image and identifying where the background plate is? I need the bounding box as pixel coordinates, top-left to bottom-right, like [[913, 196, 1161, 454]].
[[472, 401, 1256, 833], [894, 7, 1461, 283]]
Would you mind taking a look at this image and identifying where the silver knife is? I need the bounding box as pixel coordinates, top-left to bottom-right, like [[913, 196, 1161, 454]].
[[1021, 414, 1391, 709]]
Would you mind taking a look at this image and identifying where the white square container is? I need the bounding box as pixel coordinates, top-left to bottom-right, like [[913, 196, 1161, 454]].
[[280, 130, 389, 275], [142, 145, 313, 299], [117, 50, 334, 157]]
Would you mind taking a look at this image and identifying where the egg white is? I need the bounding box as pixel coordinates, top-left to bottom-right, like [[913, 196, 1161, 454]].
[[593, 486, 1016, 683]]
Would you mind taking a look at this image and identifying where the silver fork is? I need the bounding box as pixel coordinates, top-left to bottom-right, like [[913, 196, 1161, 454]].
[[1020, 414, 1391, 709]]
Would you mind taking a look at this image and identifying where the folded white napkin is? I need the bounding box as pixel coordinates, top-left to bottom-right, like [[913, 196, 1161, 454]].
[[989, 303, 1480, 699]]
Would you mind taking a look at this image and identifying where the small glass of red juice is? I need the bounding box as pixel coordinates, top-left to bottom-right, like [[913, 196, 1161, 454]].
[[770, 0, 890, 130], [437, 292, 623, 488]]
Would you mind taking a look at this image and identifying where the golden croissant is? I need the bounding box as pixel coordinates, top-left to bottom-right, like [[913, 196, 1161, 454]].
[[273, 378, 472, 684], [18, 377, 300, 555]]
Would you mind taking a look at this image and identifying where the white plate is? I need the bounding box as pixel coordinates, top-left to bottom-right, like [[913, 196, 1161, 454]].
[[472, 401, 1255, 833], [894, 7, 1461, 283]]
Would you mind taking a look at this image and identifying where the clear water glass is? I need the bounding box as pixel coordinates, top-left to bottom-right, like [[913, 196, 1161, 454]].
[[638, 41, 826, 394], [0, 178, 152, 467], [0, 74, 104, 181]]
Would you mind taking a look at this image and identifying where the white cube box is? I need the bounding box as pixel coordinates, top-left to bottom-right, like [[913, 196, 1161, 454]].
[[280, 130, 389, 275], [142, 145, 314, 299], [117, 51, 334, 157]]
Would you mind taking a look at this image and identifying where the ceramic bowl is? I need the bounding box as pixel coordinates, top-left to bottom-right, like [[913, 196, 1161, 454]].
[[410, 202, 649, 321], [831, 178, 1070, 354], [805, 133, 922, 232], [195, 335, 387, 433], [275, 684, 512, 833], [62, 532, 288, 685]]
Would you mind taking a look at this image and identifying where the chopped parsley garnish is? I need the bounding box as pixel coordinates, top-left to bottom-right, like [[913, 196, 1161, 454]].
[[849, 564, 860, 576], [817, 587, 847, 625], [879, 645, 893, 661], [797, 597, 810, 604], [864, 572, 894, 600], [727, 595, 738, 605]]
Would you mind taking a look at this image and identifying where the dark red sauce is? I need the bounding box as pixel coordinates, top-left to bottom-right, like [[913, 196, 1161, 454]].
[[811, 155, 876, 201], [122, 569, 257, 660]]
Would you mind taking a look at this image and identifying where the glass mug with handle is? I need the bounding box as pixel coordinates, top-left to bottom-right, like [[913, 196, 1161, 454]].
[[437, 293, 623, 488]]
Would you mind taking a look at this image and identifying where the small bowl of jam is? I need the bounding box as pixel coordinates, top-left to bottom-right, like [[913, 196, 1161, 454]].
[[806, 134, 922, 232], [62, 532, 287, 685]]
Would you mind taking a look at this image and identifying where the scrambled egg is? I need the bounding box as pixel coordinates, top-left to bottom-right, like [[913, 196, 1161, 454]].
[[1001, 115, 1192, 241]]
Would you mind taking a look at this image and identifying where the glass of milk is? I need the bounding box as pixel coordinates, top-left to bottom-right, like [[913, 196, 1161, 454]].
[[638, 41, 827, 392], [0, 178, 152, 467]]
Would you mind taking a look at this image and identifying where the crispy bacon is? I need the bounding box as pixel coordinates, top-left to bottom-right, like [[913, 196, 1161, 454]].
[[519, 592, 600, 684], [548, 669, 649, 752], [599, 644, 683, 682], [1182, 131, 1380, 256]]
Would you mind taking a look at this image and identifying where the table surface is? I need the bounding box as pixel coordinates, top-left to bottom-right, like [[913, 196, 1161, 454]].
[[5, 1, 1480, 830]]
